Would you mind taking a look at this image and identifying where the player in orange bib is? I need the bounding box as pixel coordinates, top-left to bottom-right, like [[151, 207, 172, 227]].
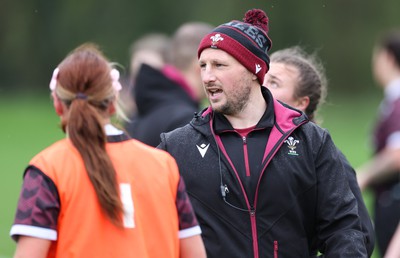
[[10, 43, 206, 258]]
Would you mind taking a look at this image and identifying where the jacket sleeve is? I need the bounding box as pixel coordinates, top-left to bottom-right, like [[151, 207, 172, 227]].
[[315, 130, 368, 257]]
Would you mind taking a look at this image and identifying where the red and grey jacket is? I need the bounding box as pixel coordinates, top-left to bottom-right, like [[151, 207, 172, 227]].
[[158, 87, 368, 258]]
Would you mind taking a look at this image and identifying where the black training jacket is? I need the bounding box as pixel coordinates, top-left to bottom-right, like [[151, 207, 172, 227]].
[[158, 88, 368, 258]]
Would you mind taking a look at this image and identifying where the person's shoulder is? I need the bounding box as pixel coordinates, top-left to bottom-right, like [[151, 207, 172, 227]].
[[29, 139, 80, 172], [161, 108, 210, 141], [32, 139, 71, 159], [296, 120, 332, 142], [298, 119, 324, 131], [164, 106, 198, 128], [163, 123, 194, 138], [127, 138, 176, 161]]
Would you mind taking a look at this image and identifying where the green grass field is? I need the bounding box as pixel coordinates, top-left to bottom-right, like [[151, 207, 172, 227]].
[[0, 91, 383, 257], [0, 95, 64, 257]]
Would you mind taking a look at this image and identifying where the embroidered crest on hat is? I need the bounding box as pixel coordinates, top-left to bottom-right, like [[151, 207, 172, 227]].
[[210, 34, 224, 48]]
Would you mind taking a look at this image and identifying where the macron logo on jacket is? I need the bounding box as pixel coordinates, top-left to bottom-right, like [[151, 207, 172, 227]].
[[196, 143, 210, 158]]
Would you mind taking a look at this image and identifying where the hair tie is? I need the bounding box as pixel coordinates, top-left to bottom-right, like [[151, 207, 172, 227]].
[[75, 92, 88, 100], [49, 67, 59, 91], [110, 68, 122, 92]]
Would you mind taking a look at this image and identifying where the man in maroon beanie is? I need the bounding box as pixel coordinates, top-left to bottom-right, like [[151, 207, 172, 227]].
[[158, 9, 368, 258]]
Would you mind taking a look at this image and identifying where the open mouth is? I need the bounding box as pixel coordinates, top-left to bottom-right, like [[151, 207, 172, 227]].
[[208, 88, 223, 96]]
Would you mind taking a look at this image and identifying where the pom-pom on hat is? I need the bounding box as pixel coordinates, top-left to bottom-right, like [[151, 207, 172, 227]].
[[198, 9, 272, 85]]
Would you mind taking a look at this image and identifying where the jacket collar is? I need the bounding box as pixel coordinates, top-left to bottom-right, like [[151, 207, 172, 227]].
[[105, 124, 130, 143], [191, 87, 307, 135], [212, 87, 275, 134]]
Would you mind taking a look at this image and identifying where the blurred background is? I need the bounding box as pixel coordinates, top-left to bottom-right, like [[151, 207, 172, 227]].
[[1, 0, 399, 257]]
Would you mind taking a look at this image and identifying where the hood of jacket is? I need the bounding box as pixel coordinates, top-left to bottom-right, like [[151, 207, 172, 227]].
[[133, 64, 198, 115]]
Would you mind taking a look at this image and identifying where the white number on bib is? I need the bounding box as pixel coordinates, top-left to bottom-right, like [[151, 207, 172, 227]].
[[119, 183, 135, 228]]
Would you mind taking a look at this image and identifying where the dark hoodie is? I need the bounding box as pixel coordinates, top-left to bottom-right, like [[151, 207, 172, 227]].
[[125, 64, 200, 147]]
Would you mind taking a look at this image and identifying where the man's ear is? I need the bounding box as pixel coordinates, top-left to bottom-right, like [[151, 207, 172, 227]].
[[52, 92, 64, 116]]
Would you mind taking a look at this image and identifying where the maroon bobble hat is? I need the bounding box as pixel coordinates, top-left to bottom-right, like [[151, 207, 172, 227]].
[[198, 9, 272, 85]]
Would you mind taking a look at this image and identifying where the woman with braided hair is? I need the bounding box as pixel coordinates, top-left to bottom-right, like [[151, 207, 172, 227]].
[[10, 43, 206, 258]]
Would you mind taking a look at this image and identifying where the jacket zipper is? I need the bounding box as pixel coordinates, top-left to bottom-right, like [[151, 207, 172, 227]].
[[244, 136, 257, 257], [242, 136, 250, 176], [252, 123, 306, 258], [250, 207, 259, 258], [210, 119, 304, 258], [213, 132, 259, 258], [243, 135, 258, 257]]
